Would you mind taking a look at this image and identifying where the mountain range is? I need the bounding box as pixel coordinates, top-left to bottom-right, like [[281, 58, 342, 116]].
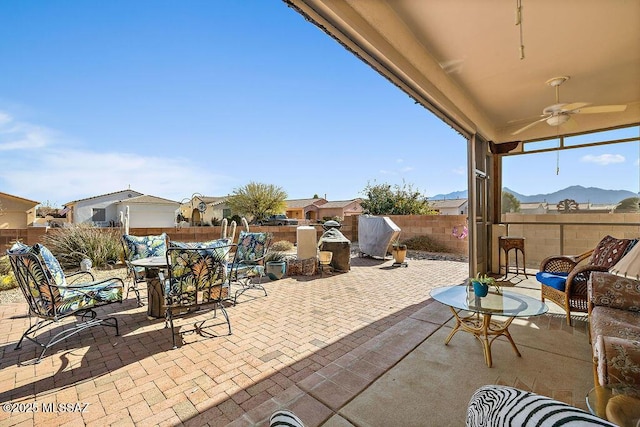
[[430, 185, 638, 204]]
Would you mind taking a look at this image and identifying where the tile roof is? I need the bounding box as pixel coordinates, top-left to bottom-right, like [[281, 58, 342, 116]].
[[196, 196, 227, 205], [65, 189, 143, 205], [430, 198, 467, 209], [319, 199, 361, 208], [0, 191, 40, 205], [286, 198, 327, 208], [118, 195, 179, 205]]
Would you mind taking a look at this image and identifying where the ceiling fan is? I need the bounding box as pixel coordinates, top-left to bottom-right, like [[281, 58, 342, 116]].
[[511, 76, 627, 136]]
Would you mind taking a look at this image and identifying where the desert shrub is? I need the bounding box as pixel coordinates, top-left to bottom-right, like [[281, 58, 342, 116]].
[[402, 235, 449, 253], [0, 255, 16, 290], [41, 225, 122, 269], [270, 240, 294, 252]]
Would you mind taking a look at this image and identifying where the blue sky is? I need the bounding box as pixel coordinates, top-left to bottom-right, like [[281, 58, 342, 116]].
[[0, 1, 637, 207]]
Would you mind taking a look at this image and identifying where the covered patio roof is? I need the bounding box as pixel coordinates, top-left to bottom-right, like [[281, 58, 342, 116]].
[[285, 0, 640, 144]]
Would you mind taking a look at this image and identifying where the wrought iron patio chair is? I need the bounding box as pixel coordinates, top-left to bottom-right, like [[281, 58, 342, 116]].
[[121, 233, 167, 306], [6, 242, 123, 364], [227, 231, 271, 305], [536, 235, 636, 325], [161, 241, 233, 349]]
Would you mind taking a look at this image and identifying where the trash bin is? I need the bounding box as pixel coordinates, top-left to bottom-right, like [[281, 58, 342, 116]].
[[318, 228, 351, 272]]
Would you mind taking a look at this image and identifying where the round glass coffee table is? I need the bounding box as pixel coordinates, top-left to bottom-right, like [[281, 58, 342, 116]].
[[430, 284, 548, 367], [586, 384, 640, 427]]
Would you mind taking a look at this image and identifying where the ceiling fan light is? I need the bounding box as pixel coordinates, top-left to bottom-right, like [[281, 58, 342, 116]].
[[546, 114, 570, 126]]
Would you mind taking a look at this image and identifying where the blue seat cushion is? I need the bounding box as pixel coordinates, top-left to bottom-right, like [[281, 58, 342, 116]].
[[536, 271, 570, 291]]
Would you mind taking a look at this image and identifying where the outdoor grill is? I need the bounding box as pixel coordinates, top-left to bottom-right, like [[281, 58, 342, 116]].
[[318, 227, 351, 272]]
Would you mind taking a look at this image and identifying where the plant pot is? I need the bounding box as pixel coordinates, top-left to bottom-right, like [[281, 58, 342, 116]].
[[266, 261, 286, 280], [472, 280, 489, 297], [392, 245, 407, 264]]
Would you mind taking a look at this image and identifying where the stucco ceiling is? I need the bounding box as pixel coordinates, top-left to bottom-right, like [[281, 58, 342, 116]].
[[287, 0, 640, 143]]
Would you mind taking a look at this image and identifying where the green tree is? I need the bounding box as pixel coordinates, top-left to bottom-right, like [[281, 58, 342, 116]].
[[615, 197, 640, 213], [501, 191, 521, 213], [226, 182, 287, 222], [360, 181, 432, 215]]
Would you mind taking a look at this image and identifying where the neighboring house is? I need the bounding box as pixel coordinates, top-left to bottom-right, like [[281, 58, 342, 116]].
[[553, 202, 617, 214], [285, 198, 363, 221], [64, 189, 144, 226], [519, 202, 549, 215], [0, 192, 39, 229], [180, 196, 230, 226], [285, 198, 327, 221], [317, 199, 363, 220], [116, 195, 180, 228], [430, 198, 468, 216]]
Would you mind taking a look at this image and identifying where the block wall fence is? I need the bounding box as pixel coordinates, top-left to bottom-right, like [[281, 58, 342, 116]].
[[3, 213, 639, 271]]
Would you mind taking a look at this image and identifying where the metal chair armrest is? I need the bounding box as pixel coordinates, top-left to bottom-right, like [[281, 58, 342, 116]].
[[66, 270, 96, 283]]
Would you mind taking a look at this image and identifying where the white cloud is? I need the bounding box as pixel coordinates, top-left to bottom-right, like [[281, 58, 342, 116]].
[[451, 166, 466, 175], [400, 166, 414, 172], [0, 111, 51, 151], [1, 148, 231, 205], [580, 154, 625, 165], [0, 111, 231, 205]]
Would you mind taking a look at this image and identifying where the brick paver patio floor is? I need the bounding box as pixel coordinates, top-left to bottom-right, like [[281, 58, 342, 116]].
[[0, 255, 468, 426]]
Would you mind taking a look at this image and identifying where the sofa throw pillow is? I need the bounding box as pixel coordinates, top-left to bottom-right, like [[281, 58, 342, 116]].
[[589, 235, 632, 268]]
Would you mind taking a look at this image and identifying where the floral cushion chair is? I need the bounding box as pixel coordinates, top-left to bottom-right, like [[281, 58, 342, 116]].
[[162, 241, 233, 348], [227, 231, 271, 305], [6, 242, 123, 364], [121, 233, 167, 306]]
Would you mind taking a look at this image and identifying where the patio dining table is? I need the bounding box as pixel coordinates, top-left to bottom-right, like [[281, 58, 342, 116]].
[[130, 256, 167, 319]]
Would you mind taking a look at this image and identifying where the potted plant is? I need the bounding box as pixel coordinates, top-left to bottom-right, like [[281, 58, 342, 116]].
[[469, 273, 500, 297], [391, 238, 408, 264], [265, 251, 287, 280]]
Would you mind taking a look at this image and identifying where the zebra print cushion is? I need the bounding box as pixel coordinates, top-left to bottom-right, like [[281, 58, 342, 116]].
[[269, 410, 304, 427], [466, 385, 616, 426]]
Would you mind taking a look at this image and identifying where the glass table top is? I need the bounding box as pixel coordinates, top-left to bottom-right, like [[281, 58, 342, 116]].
[[130, 256, 167, 267], [430, 284, 548, 317], [586, 384, 640, 426]]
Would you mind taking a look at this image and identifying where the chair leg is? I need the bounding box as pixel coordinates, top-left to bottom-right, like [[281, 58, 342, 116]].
[[168, 310, 177, 349], [565, 299, 573, 325], [17, 314, 119, 364], [219, 302, 232, 335], [233, 278, 268, 305]]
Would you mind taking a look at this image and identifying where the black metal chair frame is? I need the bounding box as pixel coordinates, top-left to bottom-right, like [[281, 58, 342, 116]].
[[227, 232, 272, 305], [121, 237, 146, 307], [7, 251, 123, 364], [161, 245, 233, 349]]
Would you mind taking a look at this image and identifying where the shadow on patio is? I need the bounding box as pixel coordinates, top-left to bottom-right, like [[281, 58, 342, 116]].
[[0, 256, 594, 426]]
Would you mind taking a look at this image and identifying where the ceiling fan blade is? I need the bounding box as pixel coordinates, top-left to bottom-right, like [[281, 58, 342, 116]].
[[511, 117, 548, 135], [573, 104, 627, 114], [507, 115, 543, 124], [561, 115, 578, 131], [561, 102, 590, 112]]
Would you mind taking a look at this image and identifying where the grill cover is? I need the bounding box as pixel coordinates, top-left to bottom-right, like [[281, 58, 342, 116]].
[[318, 228, 351, 272], [358, 215, 401, 258]]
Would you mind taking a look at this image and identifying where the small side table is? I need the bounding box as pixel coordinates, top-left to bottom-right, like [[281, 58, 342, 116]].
[[499, 236, 528, 278]]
